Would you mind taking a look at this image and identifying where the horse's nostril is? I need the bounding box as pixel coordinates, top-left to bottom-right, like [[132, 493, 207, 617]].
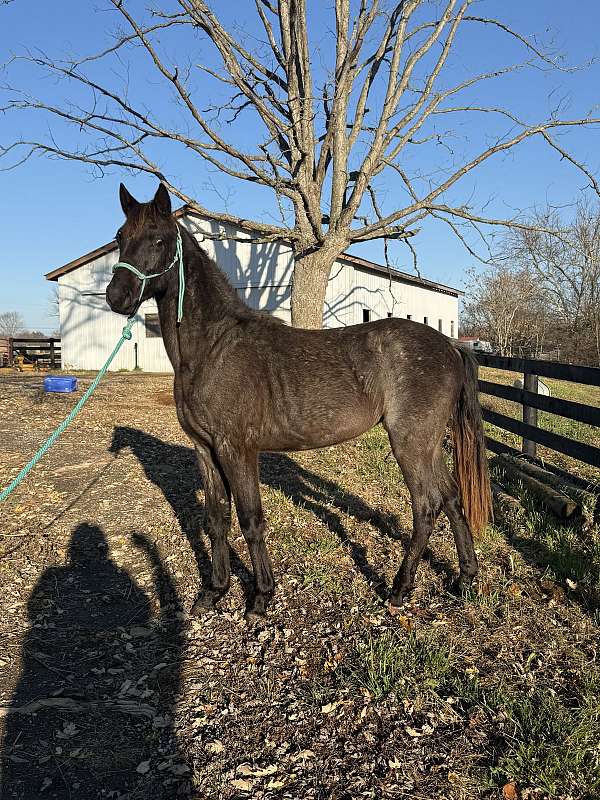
[[106, 281, 133, 312]]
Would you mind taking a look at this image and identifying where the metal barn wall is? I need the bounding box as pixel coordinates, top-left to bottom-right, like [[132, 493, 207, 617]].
[[57, 214, 459, 372], [324, 262, 458, 335]]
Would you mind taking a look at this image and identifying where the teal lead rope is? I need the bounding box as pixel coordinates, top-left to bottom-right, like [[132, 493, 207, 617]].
[[0, 320, 134, 503], [1, 227, 186, 503]]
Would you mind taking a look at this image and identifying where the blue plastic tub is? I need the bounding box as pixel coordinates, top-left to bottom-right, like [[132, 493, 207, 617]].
[[44, 376, 78, 393]]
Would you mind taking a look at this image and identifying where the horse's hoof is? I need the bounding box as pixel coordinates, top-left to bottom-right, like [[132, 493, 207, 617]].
[[190, 592, 219, 615], [388, 584, 413, 609], [453, 574, 476, 596], [244, 609, 268, 627]]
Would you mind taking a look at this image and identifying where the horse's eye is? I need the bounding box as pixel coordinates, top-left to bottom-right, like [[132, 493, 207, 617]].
[[156, 239, 163, 246]]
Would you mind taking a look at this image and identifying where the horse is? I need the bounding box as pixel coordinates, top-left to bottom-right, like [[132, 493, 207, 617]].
[[106, 183, 492, 622]]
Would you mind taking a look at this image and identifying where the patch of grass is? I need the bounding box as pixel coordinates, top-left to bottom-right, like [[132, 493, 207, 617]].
[[462, 581, 506, 610], [491, 469, 600, 590], [279, 528, 340, 558], [345, 629, 454, 701], [354, 426, 398, 490], [474, 523, 510, 559], [490, 684, 600, 797], [451, 667, 600, 798], [299, 563, 344, 595]]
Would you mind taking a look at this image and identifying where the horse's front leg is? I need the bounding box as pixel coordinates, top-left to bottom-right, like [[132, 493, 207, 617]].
[[191, 444, 232, 614], [219, 449, 275, 622]]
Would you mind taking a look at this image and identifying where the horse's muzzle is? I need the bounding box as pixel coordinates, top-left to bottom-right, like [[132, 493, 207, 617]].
[[106, 278, 137, 317]]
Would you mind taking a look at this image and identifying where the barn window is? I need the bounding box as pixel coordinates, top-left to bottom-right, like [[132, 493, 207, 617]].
[[438, 319, 443, 332], [407, 314, 412, 320], [450, 320, 455, 338], [423, 316, 428, 325], [362, 309, 371, 322], [145, 313, 162, 338]]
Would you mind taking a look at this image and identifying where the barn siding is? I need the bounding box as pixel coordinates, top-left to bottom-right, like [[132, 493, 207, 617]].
[[57, 214, 459, 372]]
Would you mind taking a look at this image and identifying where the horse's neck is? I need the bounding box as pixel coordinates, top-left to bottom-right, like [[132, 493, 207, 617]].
[[156, 228, 247, 370]]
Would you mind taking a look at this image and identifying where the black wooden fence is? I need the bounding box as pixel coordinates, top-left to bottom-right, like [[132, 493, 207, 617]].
[[475, 353, 600, 470]]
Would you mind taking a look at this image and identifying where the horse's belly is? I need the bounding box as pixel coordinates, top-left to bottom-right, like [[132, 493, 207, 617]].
[[258, 404, 381, 452]]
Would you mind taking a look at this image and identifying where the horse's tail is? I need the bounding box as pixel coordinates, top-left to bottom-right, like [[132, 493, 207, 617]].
[[452, 347, 492, 536]]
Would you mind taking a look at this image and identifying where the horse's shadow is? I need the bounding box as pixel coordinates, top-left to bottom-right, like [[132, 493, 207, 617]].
[[111, 427, 458, 602], [110, 427, 254, 598]]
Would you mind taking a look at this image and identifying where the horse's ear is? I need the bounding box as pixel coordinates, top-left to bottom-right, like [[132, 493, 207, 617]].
[[119, 183, 139, 217], [153, 183, 172, 217]]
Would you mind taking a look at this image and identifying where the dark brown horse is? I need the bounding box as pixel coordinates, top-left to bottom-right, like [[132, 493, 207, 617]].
[[106, 183, 492, 622]]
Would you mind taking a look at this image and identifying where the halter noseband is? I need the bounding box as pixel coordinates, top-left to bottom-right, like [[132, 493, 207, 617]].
[[112, 227, 185, 322]]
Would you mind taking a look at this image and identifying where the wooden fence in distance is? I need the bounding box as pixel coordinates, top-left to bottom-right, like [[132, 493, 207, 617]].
[[475, 353, 600, 470], [1, 337, 62, 369]]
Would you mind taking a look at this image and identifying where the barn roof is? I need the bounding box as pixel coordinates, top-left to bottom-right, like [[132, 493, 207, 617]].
[[45, 207, 462, 297]]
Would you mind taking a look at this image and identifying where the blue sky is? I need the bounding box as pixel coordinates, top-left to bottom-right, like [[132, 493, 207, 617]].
[[1, 0, 600, 332]]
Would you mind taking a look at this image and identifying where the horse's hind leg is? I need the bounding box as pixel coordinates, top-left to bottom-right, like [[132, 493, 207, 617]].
[[218, 449, 275, 622], [388, 443, 444, 606], [191, 444, 232, 614], [440, 466, 479, 592]]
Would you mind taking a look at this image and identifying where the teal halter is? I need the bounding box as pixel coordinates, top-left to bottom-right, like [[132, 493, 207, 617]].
[[112, 227, 185, 322]]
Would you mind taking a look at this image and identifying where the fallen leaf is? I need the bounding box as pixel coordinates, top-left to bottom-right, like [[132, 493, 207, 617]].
[[502, 781, 518, 800], [230, 778, 254, 791], [321, 701, 339, 714], [292, 750, 315, 761], [254, 765, 277, 777], [136, 760, 151, 775], [207, 740, 224, 754]]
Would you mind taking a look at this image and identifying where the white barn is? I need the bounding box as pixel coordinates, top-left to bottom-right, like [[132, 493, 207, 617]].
[[46, 208, 461, 373]]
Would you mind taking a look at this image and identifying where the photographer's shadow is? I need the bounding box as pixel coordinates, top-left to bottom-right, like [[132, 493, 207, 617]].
[[0, 523, 189, 800]]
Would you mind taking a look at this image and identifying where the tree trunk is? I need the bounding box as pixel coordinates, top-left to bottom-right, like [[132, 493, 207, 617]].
[[290, 245, 342, 329]]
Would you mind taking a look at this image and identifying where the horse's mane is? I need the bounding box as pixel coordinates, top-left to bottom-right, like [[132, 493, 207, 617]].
[[181, 225, 287, 326]]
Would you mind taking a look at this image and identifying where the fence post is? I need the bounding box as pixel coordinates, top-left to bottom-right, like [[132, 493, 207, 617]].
[[49, 339, 56, 369], [522, 371, 538, 457], [8, 337, 14, 367]]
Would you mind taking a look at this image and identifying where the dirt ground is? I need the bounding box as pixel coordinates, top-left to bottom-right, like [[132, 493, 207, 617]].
[[1, 372, 599, 800]]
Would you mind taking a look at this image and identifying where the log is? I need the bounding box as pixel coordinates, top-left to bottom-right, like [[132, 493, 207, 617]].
[[495, 454, 595, 515], [492, 455, 578, 519], [491, 481, 525, 519]]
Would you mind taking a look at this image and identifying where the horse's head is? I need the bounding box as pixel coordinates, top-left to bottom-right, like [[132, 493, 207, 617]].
[[106, 183, 179, 316]]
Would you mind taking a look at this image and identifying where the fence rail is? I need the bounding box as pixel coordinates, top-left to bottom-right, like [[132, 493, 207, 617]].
[[475, 353, 600, 469], [475, 352, 600, 386]]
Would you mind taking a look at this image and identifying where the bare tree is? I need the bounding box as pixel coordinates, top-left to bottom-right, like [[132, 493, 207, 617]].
[[0, 311, 24, 337], [2, 1, 600, 327], [462, 266, 550, 357], [503, 202, 600, 365]]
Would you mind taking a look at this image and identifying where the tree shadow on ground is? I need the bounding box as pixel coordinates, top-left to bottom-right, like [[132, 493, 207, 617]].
[[111, 428, 457, 604], [0, 523, 189, 800]]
